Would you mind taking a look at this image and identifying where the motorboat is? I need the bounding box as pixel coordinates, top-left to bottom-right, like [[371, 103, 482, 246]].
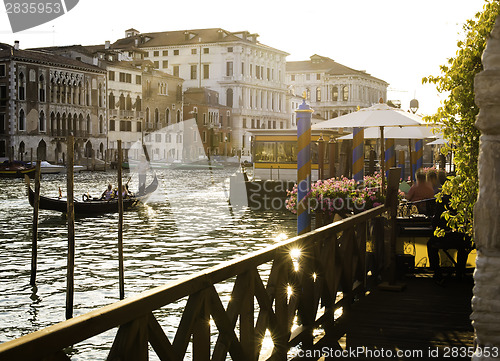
[[28, 161, 84, 174]]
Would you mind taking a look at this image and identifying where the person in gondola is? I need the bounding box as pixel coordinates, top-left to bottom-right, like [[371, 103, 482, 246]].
[[101, 184, 114, 201], [121, 184, 130, 199]]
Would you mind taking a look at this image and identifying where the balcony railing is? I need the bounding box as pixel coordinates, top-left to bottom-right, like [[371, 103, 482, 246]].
[[0, 201, 393, 360]]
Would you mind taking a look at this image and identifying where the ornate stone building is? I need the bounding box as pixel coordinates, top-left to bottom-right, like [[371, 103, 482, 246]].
[[111, 28, 289, 157], [286, 54, 388, 120], [0, 42, 107, 163]]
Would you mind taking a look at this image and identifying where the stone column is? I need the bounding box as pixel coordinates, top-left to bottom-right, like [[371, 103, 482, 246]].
[[472, 14, 500, 361]]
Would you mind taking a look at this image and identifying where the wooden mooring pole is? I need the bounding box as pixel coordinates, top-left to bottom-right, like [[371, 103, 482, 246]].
[[117, 140, 125, 300], [66, 135, 75, 320], [30, 161, 42, 286]]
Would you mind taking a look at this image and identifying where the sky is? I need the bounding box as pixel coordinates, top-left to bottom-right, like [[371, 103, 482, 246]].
[[0, 0, 489, 116]]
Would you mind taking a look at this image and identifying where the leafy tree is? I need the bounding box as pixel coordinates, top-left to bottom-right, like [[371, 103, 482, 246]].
[[422, 0, 500, 237]]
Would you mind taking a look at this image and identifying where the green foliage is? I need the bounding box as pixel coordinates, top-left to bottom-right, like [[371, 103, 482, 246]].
[[422, 0, 500, 237]]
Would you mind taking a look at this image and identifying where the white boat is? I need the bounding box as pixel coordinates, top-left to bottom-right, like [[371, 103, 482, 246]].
[[29, 161, 84, 174]]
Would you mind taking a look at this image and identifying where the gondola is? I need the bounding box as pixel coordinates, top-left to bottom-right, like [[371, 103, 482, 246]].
[[0, 161, 36, 178], [27, 175, 158, 215]]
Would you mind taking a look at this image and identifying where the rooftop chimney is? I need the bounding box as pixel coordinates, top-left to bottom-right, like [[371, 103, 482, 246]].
[[105, 40, 110, 49], [14, 40, 19, 50]]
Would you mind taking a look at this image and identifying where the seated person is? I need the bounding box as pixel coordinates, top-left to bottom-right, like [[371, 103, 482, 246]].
[[101, 184, 114, 200], [426, 170, 440, 194], [437, 169, 447, 191], [406, 171, 435, 213], [121, 184, 130, 199], [427, 194, 471, 282]]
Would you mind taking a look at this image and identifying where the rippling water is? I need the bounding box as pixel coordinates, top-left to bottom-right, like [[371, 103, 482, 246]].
[[0, 167, 297, 359]]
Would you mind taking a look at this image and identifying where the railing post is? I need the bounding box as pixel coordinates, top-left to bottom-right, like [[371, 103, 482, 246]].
[[274, 249, 290, 360], [378, 167, 405, 291]]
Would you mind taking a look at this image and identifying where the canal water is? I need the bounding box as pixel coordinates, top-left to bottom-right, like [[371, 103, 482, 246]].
[[0, 167, 297, 360]]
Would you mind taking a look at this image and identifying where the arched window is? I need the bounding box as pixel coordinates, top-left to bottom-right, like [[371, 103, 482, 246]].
[[85, 81, 90, 106], [126, 94, 132, 110], [176, 109, 181, 123], [62, 113, 67, 136], [119, 94, 125, 110], [154, 108, 159, 127], [316, 87, 321, 102], [109, 92, 115, 109], [50, 112, 55, 134], [145, 107, 150, 123], [61, 80, 66, 104], [86, 114, 91, 134], [99, 115, 104, 134], [135, 96, 141, 111], [18, 72, 25, 101], [39, 111, 45, 132], [331, 86, 338, 101], [77, 82, 82, 105], [226, 88, 233, 108], [343, 86, 349, 101], [39, 75, 46, 102], [98, 84, 103, 107], [165, 108, 170, 125], [67, 114, 72, 135], [56, 113, 61, 135], [18, 109, 25, 131]]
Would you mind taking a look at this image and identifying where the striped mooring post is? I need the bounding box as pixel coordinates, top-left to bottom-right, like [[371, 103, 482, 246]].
[[352, 127, 364, 182], [398, 150, 405, 180], [296, 100, 313, 235], [385, 138, 396, 178], [415, 139, 423, 173]]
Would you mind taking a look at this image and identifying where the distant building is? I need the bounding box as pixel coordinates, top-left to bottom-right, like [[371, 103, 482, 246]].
[[111, 28, 290, 157], [286, 54, 388, 120], [0, 41, 106, 163], [35, 43, 184, 162], [182, 87, 232, 160]]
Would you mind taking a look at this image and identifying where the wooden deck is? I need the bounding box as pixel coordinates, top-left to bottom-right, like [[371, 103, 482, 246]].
[[337, 271, 474, 360]]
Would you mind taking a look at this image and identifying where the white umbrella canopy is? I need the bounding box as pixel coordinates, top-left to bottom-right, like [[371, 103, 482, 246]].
[[426, 138, 449, 145], [312, 103, 425, 129], [337, 125, 438, 140], [312, 102, 428, 189]]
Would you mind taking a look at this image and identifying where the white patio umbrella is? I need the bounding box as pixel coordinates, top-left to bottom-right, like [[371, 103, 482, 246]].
[[312, 103, 425, 130], [313, 102, 427, 191], [336, 125, 437, 140], [426, 138, 448, 145]]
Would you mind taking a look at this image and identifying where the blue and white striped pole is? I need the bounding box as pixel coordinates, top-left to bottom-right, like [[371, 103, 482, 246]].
[[352, 127, 364, 182], [415, 139, 423, 173], [385, 138, 395, 179], [296, 100, 313, 235]]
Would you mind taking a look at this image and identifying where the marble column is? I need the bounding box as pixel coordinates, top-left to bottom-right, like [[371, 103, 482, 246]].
[[472, 14, 500, 361]]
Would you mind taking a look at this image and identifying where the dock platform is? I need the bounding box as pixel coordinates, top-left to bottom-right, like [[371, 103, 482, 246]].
[[338, 271, 474, 360]]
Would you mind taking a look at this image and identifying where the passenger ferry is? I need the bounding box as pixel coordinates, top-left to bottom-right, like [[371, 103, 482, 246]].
[[249, 129, 342, 181]]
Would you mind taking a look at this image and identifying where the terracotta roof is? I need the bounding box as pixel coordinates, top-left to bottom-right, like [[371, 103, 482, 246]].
[[0, 43, 105, 72], [287, 54, 387, 84]]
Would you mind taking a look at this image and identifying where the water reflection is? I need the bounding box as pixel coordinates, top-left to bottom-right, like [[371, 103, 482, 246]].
[[0, 169, 296, 359]]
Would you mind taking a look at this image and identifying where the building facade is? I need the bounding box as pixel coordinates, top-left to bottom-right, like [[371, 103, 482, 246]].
[[182, 87, 232, 160], [0, 42, 107, 164], [286, 54, 388, 120], [37, 44, 185, 163], [111, 28, 290, 157]]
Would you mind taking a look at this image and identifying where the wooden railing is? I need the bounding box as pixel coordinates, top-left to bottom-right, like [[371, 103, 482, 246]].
[[0, 206, 388, 361]]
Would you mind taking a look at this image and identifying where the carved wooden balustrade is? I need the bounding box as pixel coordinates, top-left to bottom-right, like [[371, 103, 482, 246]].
[[0, 205, 388, 361]]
